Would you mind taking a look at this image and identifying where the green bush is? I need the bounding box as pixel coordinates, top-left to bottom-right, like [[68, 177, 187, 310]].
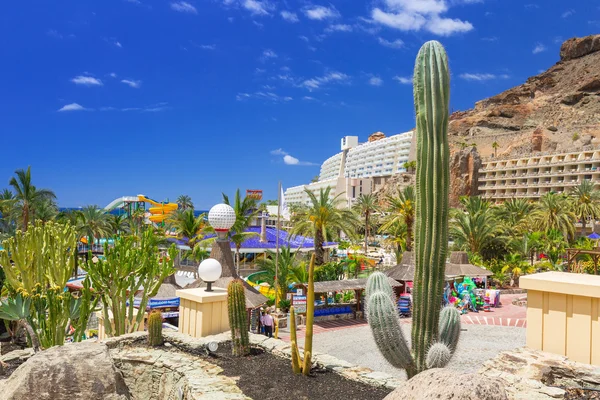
[[278, 299, 291, 312]]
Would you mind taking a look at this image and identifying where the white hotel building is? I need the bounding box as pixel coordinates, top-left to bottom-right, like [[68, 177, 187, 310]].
[[285, 131, 414, 207]]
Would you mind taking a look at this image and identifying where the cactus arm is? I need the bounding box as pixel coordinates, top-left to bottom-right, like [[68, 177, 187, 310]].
[[289, 306, 302, 374], [302, 254, 316, 376], [365, 271, 395, 305], [412, 40, 451, 373], [426, 342, 452, 369], [439, 306, 461, 353], [367, 291, 416, 377]]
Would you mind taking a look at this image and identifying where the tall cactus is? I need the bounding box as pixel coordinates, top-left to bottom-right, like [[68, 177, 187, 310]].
[[366, 40, 461, 378], [147, 310, 163, 346], [290, 254, 315, 375], [228, 279, 249, 356]]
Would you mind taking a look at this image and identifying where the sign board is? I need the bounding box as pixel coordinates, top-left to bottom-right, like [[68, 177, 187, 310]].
[[296, 288, 303, 296], [246, 189, 263, 200], [292, 295, 307, 313]]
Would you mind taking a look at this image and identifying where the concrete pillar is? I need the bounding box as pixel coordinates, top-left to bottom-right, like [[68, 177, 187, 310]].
[[176, 287, 229, 338]]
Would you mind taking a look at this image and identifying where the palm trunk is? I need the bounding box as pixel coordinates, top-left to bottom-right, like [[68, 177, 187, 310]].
[[314, 229, 325, 266], [23, 203, 29, 231], [406, 218, 413, 252], [581, 216, 587, 238]]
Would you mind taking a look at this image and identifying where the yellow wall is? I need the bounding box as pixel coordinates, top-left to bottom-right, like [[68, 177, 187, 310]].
[[521, 272, 600, 365], [176, 288, 229, 338]]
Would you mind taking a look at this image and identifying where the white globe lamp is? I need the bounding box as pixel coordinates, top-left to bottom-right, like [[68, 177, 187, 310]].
[[198, 258, 222, 292], [208, 203, 236, 240]]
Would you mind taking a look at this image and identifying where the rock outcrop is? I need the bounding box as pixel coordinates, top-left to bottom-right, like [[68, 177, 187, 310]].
[[560, 35, 600, 61], [384, 368, 508, 400], [0, 342, 130, 400], [449, 146, 482, 207]]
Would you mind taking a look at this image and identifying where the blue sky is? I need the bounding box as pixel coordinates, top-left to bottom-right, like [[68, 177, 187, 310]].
[[1, 1, 598, 208]]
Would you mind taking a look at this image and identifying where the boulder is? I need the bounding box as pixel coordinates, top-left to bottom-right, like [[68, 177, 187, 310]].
[[560, 34, 600, 61], [384, 368, 508, 400], [0, 342, 130, 400]]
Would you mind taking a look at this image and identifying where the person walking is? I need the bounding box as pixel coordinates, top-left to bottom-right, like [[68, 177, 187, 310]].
[[263, 310, 274, 338]]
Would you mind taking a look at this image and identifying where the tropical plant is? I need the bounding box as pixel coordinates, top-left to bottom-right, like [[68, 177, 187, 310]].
[[8, 166, 56, 230], [168, 209, 206, 244], [380, 220, 406, 263], [495, 198, 534, 237], [450, 197, 499, 256], [0, 221, 97, 349], [76, 205, 111, 248], [314, 261, 345, 281], [492, 141, 499, 157], [403, 160, 417, 172], [228, 279, 249, 356], [366, 41, 461, 377], [501, 253, 533, 284], [570, 180, 600, 237], [108, 214, 130, 236], [256, 246, 299, 299], [530, 193, 576, 239], [353, 193, 379, 277], [542, 228, 568, 268], [291, 187, 359, 265], [33, 198, 58, 223], [83, 229, 176, 337], [381, 186, 415, 251], [278, 299, 291, 312], [290, 254, 315, 375], [176, 195, 194, 211]]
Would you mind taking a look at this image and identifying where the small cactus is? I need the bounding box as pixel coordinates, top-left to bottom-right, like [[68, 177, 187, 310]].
[[289, 254, 316, 375], [365, 272, 395, 304], [147, 310, 163, 346], [426, 342, 452, 369], [228, 279, 249, 356], [439, 306, 461, 352]]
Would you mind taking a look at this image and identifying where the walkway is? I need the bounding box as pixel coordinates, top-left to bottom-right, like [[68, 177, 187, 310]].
[[278, 293, 527, 341]]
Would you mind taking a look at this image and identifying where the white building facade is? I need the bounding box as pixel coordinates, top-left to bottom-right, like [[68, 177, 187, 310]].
[[285, 131, 414, 207]]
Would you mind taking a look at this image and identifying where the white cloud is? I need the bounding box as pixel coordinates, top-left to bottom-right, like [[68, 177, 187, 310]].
[[71, 75, 103, 86], [303, 5, 340, 20], [325, 24, 352, 32], [368, 76, 383, 86], [199, 44, 216, 50], [378, 37, 404, 48], [171, 1, 197, 14], [114, 41, 123, 48], [561, 9, 574, 18], [255, 68, 266, 74], [532, 43, 546, 54], [121, 79, 142, 88], [299, 35, 310, 42], [280, 66, 291, 71], [280, 10, 299, 22], [300, 71, 349, 91], [270, 149, 317, 166], [459, 73, 510, 81], [393, 75, 412, 84], [370, 0, 474, 36], [243, 0, 271, 15], [303, 96, 316, 101], [524, 4, 539, 9], [58, 103, 86, 112], [481, 36, 497, 42], [109, 72, 117, 78], [236, 91, 293, 102], [260, 49, 277, 61], [46, 29, 63, 39]]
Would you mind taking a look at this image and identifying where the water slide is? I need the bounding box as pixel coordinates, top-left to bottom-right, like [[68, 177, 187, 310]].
[[103, 196, 140, 212], [137, 194, 178, 223]]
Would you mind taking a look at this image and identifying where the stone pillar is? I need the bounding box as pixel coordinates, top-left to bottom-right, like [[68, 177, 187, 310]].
[[260, 214, 267, 243], [176, 287, 229, 338]]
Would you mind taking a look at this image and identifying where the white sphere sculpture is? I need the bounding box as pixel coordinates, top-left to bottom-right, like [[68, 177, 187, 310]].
[[198, 258, 222, 292], [208, 203, 236, 232]]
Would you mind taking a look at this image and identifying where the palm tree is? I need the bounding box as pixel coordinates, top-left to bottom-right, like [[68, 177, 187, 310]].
[[108, 214, 130, 236], [9, 167, 56, 230], [353, 193, 379, 275], [176, 195, 194, 211], [257, 246, 299, 298], [168, 209, 206, 246], [76, 206, 111, 249], [492, 141, 499, 157], [450, 197, 498, 255], [501, 253, 533, 285], [0, 189, 17, 240], [380, 186, 415, 251], [495, 198, 534, 237], [223, 189, 259, 270], [570, 180, 600, 237], [380, 220, 406, 263], [530, 193, 576, 240], [33, 198, 58, 223], [291, 187, 360, 265]]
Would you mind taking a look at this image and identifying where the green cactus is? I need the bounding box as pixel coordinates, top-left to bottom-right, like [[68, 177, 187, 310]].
[[426, 342, 452, 369], [147, 310, 163, 346], [289, 254, 315, 375], [83, 228, 176, 337], [365, 272, 395, 306], [366, 41, 458, 376], [228, 279, 249, 356], [439, 306, 461, 352]]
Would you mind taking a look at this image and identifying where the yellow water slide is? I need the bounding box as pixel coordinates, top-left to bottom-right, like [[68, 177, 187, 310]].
[[137, 194, 178, 223]]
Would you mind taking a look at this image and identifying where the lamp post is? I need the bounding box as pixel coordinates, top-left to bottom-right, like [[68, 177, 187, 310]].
[[198, 258, 222, 292]]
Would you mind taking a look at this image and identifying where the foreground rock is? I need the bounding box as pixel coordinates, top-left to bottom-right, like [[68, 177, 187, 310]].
[[480, 347, 600, 399], [0, 342, 129, 400], [384, 368, 508, 400]]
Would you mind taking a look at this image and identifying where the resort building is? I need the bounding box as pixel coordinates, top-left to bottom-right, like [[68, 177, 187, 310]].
[[285, 131, 414, 207], [478, 148, 600, 201]]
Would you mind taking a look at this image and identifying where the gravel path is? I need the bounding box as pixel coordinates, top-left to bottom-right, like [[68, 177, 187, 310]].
[[299, 322, 525, 379]]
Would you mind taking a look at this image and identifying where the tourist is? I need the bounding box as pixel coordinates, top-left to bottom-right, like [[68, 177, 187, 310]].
[[263, 310, 274, 338], [259, 309, 265, 335]]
